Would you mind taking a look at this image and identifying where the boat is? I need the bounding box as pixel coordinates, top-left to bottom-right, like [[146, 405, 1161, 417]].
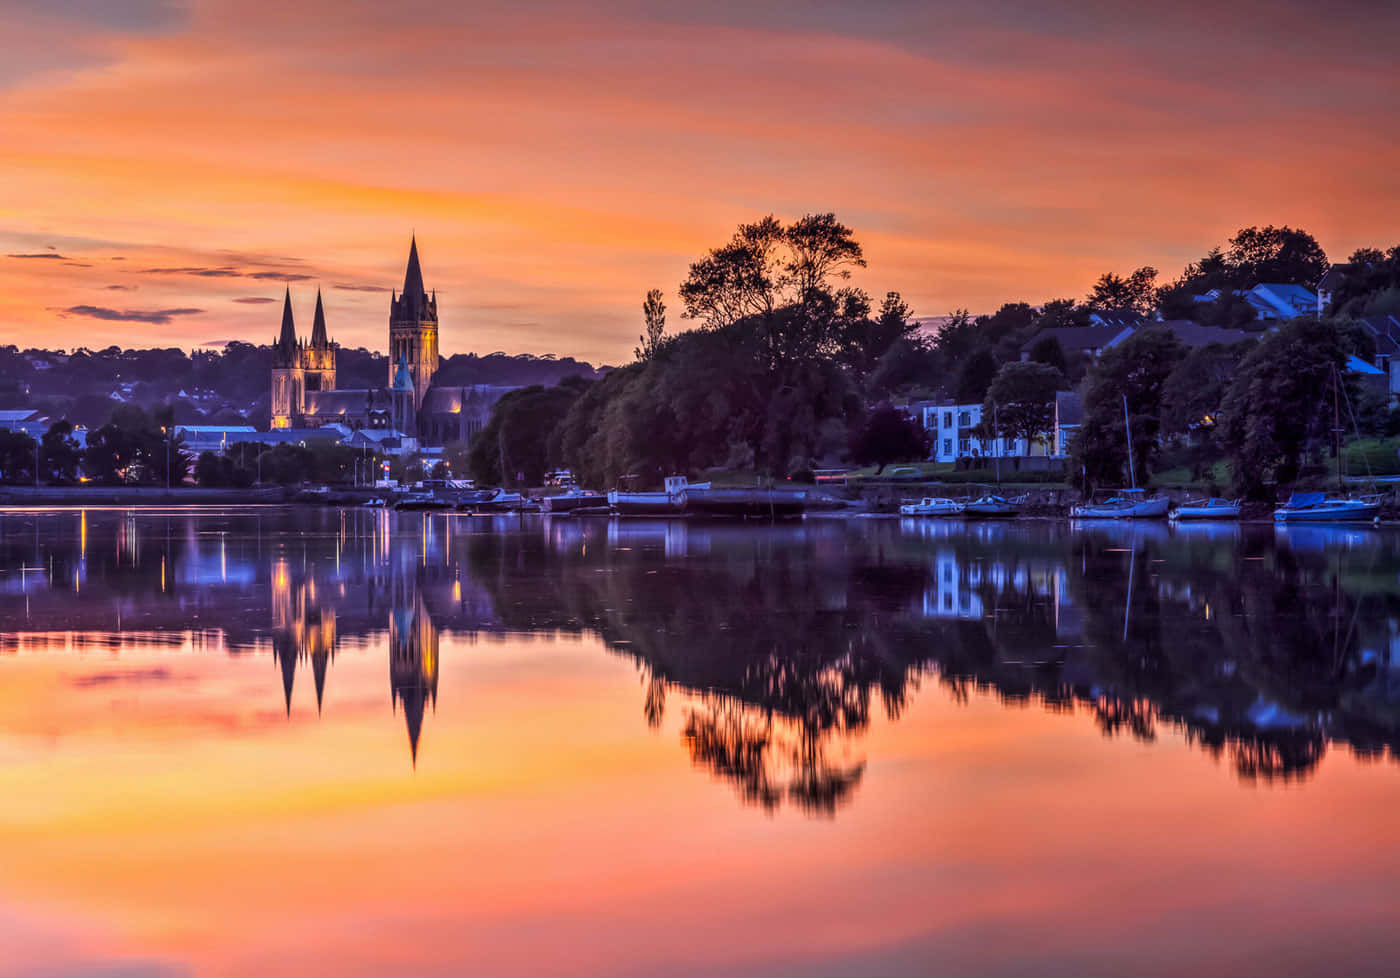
[[608, 476, 706, 516], [457, 488, 525, 512], [1272, 491, 1382, 523], [1071, 489, 1170, 520], [393, 491, 451, 511], [1172, 498, 1241, 520], [899, 497, 965, 516], [1269, 366, 1386, 524], [541, 487, 609, 514], [1071, 396, 1168, 520], [679, 486, 808, 518], [963, 494, 1022, 518]]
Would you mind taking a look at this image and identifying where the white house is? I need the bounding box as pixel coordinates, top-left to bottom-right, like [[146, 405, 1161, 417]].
[[912, 391, 1082, 463], [911, 401, 1034, 462], [1244, 283, 1318, 321]]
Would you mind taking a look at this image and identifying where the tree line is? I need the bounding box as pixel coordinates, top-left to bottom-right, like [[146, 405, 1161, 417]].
[[0, 403, 386, 488], [459, 214, 924, 487], [460, 217, 1400, 496]]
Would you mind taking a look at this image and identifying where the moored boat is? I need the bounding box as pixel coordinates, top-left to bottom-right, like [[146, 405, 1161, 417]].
[[963, 494, 1022, 518], [679, 486, 807, 518], [899, 497, 965, 516], [608, 476, 705, 516], [394, 491, 452, 511], [1071, 489, 1169, 520], [1171, 498, 1241, 520], [542, 488, 609, 514], [1272, 491, 1381, 523], [457, 488, 526, 512]]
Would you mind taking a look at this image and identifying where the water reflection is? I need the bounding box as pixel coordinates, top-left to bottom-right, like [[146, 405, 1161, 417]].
[[1, 509, 1398, 810]]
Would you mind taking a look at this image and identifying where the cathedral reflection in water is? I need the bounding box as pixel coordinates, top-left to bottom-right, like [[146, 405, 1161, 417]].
[[1, 508, 1399, 804]]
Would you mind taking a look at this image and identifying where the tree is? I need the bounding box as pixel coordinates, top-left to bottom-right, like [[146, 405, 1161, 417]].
[[867, 336, 942, 399], [195, 450, 234, 487], [850, 406, 927, 474], [1086, 266, 1158, 314], [1033, 299, 1088, 331], [932, 309, 980, 361], [1226, 225, 1327, 288], [468, 382, 588, 486], [1027, 335, 1067, 375], [847, 291, 918, 379], [40, 420, 82, 483], [1218, 319, 1353, 494], [1071, 328, 1185, 491], [1161, 342, 1254, 442], [954, 350, 998, 403], [635, 289, 667, 361], [0, 429, 37, 484], [982, 361, 1062, 453], [678, 213, 865, 329]]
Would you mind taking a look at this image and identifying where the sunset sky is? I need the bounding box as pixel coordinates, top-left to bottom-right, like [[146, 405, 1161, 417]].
[[1, 0, 1397, 364]]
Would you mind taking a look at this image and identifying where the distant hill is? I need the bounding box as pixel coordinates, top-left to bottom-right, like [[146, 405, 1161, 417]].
[[0, 343, 608, 430]]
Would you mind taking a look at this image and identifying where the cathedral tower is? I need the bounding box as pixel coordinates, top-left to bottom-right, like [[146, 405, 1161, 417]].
[[304, 288, 337, 394], [270, 288, 338, 429], [387, 236, 439, 411], [270, 288, 302, 429]]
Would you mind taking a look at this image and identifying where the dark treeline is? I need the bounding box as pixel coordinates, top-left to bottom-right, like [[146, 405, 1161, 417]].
[[465, 217, 1400, 494], [466, 214, 925, 487]]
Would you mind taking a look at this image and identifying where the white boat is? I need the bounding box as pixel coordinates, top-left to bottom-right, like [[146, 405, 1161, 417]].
[[899, 497, 965, 516], [1071, 489, 1170, 520], [1172, 498, 1241, 520], [1272, 492, 1382, 523], [608, 476, 707, 516]]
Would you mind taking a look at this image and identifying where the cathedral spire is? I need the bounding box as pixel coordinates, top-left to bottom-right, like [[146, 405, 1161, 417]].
[[310, 288, 328, 348], [402, 235, 425, 305], [277, 287, 297, 352]]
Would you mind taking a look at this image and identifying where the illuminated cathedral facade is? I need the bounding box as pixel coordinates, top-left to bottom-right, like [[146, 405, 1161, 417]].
[[270, 237, 508, 445]]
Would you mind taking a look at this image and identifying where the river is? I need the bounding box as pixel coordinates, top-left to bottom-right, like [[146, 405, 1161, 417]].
[[0, 508, 1397, 976]]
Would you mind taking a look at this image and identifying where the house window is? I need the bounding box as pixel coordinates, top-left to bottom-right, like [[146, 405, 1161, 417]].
[[959, 438, 970, 454], [943, 411, 952, 428], [958, 411, 971, 427], [943, 438, 952, 457]]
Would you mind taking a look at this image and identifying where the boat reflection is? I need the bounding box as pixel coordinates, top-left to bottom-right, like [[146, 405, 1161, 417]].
[[1, 508, 1398, 812]]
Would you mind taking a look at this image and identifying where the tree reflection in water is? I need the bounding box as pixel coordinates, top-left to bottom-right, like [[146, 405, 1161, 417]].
[[1, 510, 1398, 810]]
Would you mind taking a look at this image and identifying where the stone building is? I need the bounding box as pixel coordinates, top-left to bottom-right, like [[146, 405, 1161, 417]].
[[269, 237, 512, 447]]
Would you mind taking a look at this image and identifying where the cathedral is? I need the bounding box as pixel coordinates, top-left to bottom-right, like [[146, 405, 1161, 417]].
[[270, 237, 507, 446]]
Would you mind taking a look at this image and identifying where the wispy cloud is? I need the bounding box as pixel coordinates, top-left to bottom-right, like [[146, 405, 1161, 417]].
[[61, 305, 203, 324], [8, 252, 70, 260], [233, 296, 277, 304], [105, 284, 136, 290], [140, 266, 241, 277], [139, 265, 312, 281], [333, 283, 391, 293]]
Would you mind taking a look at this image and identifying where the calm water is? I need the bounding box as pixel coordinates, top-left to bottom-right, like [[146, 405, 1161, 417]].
[[1, 508, 1398, 977]]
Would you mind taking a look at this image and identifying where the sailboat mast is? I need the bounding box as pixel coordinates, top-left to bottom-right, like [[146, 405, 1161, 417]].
[[994, 401, 1001, 487], [1123, 394, 1136, 490], [1334, 364, 1343, 495]]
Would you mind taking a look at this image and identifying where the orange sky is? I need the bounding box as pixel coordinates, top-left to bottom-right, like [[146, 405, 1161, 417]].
[[1, 0, 1397, 364]]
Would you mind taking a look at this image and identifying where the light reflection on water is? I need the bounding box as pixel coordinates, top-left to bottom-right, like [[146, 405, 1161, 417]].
[[1, 508, 1399, 977]]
